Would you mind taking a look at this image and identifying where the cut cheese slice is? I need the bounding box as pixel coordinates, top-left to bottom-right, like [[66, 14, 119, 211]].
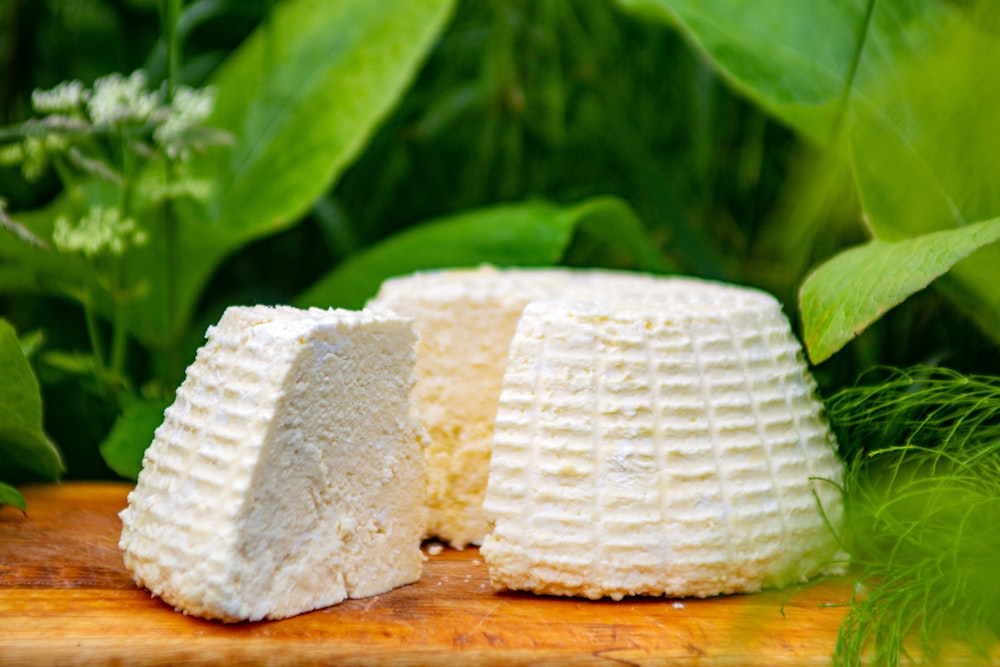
[[368, 265, 757, 547], [119, 305, 427, 622], [481, 294, 847, 599]]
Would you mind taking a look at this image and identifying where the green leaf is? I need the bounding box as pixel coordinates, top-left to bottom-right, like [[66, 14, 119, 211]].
[[624, 0, 1000, 351], [845, 8, 1000, 345], [846, 6, 1000, 236], [204, 0, 456, 234], [799, 218, 1000, 364], [99, 394, 170, 480], [615, 0, 872, 145], [615, 0, 948, 148], [563, 197, 676, 273], [0, 482, 26, 512], [0, 319, 63, 482], [295, 197, 670, 310]]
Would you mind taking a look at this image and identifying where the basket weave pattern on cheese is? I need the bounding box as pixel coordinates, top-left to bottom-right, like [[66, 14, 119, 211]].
[[119, 305, 427, 621], [481, 296, 846, 600]]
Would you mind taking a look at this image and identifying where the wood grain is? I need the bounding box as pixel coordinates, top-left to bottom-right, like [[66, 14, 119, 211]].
[[0, 483, 994, 666]]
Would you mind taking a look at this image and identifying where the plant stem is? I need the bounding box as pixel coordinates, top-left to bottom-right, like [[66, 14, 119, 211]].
[[109, 128, 133, 382], [109, 263, 128, 379], [160, 0, 183, 386], [161, 0, 181, 99], [82, 288, 107, 380], [163, 160, 181, 385]]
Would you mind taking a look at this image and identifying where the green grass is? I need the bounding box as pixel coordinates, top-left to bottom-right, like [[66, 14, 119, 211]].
[[826, 367, 1000, 666]]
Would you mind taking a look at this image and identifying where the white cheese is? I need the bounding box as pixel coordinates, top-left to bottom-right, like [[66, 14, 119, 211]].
[[480, 294, 847, 600], [368, 267, 563, 547], [368, 265, 757, 548], [118, 305, 428, 622]]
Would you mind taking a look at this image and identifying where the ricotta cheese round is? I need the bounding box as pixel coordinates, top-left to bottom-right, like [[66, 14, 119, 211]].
[[480, 293, 847, 600], [368, 266, 752, 548], [118, 305, 428, 621]]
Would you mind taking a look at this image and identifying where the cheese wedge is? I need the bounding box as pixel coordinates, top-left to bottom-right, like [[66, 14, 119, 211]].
[[368, 266, 756, 547], [119, 305, 427, 622], [481, 294, 847, 599]]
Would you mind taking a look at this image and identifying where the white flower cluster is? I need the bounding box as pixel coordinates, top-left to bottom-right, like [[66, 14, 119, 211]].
[[154, 85, 218, 159], [52, 206, 149, 259], [3, 70, 222, 182], [82, 71, 219, 157], [2, 70, 225, 261], [31, 80, 86, 115], [87, 71, 162, 127]]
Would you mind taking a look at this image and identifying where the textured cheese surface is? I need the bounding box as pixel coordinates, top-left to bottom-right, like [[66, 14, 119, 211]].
[[480, 295, 847, 600], [368, 266, 750, 547], [118, 305, 427, 622]]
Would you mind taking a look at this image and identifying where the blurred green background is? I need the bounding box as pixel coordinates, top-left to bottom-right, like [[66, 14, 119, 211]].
[[1, 0, 998, 482]]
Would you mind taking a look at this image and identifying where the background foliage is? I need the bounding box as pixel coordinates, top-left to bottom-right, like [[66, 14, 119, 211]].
[[1, 0, 998, 480]]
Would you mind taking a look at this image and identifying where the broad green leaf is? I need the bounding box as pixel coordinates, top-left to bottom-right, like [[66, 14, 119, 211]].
[[623, 0, 1000, 352], [615, 0, 947, 147], [204, 0, 456, 233], [848, 7, 1000, 239], [799, 218, 1000, 364], [0, 481, 26, 512], [295, 197, 672, 310], [99, 394, 171, 480], [0, 319, 63, 482], [845, 8, 1000, 344], [615, 0, 870, 145]]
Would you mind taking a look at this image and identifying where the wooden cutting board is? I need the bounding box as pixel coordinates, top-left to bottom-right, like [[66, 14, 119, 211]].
[[0, 483, 993, 665]]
